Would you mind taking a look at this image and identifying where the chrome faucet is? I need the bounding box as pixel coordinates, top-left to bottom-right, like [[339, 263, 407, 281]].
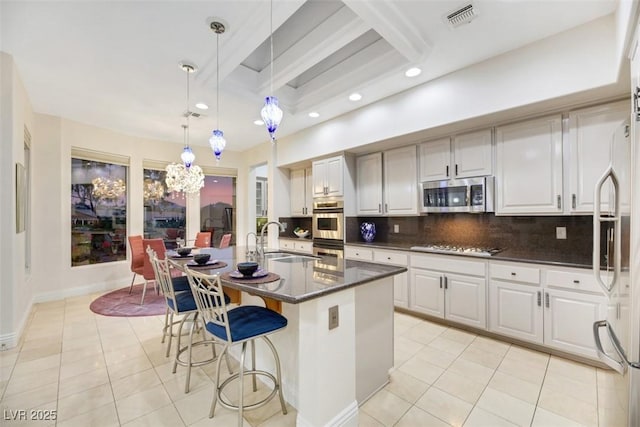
[[245, 232, 258, 256], [259, 221, 285, 256]]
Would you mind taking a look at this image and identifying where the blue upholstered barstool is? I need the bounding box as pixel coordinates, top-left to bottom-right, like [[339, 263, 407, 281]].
[[185, 268, 288, 427], [147, 247, 229, 393]]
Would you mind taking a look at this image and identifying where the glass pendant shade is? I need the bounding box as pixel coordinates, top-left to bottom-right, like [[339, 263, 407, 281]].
[[261, 96, 283, 142], [180, 146, 195, 168], [209, 129, 226, 161]]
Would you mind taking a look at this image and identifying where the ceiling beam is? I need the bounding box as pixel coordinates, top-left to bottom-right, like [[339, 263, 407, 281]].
[[342, 0, 432, 63]]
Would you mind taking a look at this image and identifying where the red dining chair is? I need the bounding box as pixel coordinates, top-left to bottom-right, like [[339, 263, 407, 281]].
[[219, 233, 232, 248], [194, 232, 212, 248], [141, 238, 167, 305], [128, 235, 144, 294]]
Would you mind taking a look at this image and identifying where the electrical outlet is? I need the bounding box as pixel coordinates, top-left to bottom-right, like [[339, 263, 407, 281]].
[[556, 227, 567, 239], [393, 224, 399, 233], [328, 305, 339, 330]]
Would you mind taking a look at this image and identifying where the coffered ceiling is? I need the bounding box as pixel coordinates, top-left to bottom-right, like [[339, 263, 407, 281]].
[[1, 0, 619, 152]]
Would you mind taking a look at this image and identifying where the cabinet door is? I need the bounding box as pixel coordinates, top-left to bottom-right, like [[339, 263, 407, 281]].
[[393, 271, 409, 308], [445, 274, 486, 329], [409, 269, 444, 318], [419, 137, 450, 182], [256, 179, 267, 216], [489, 281, 543, 344], [356, 153, 383, 215], [568, 101, 630, 213], [290, 169, 306, 216], [325, 156, 344, 197], [453, 129, 493, 178], [312, 159, 328, 197], [496, 115, 563, 214], [304, 168, 313, 216], [384, 146, 418, 215], [543, 288, 607, 359]]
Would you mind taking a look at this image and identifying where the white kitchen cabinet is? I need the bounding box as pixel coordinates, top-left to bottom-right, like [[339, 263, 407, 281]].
[[356, 146, 418, 215], [256, 177, 268, 217], [356, 153, 383, 215], [312, 155, 344, 197], [568, 100, 630, 213], [495, 115, 563, 214], [279, 238, 313, 254], [373, 249, 409, 308], [410, 253, 486, 329], [543, 288, 607, 359], [290, 167, 313, 216], [419, 129, 492, 182], [344, 246, 373, 261]]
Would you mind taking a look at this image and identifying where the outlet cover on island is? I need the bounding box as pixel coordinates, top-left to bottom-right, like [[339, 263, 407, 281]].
[[393, 224, 399, 233], [556, 227, 567, 239]]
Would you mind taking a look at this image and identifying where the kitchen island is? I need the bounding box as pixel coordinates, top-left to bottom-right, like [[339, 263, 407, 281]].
[[180, 246, 406, 427]]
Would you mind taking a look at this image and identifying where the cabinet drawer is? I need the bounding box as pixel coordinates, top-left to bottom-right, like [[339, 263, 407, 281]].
[[490, 263, 540, 284], [410, 253, 485, 277], [295, 241, 313, 253], [279, 239, 294, 250], [374, 250, 408, 266], [345, 246, 373, 261], [546, 269, 603, 294]]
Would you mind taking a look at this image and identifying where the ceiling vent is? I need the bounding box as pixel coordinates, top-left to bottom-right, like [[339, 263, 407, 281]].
[[445, 4, 477, 28], [183, 110, 201, 118]]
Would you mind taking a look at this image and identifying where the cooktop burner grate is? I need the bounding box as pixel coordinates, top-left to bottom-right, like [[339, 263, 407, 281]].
[[410, 244, 503, 257]]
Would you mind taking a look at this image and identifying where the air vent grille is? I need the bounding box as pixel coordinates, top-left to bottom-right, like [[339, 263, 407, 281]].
[[446, 4, 477, 28], [183, 110, 201, 118]]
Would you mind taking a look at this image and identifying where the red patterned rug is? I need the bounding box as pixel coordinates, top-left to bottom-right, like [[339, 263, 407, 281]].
[[90, 284, 166, 317]]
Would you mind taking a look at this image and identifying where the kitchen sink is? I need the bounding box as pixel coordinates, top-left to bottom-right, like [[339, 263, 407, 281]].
[[262, 252, 319, 261], [273, 256, 318, 263]]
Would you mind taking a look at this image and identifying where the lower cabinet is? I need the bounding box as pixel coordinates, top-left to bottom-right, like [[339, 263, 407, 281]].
[[489, 280, 544, 344], [410, 268, 486, 329], [279, 238, 313, 254]]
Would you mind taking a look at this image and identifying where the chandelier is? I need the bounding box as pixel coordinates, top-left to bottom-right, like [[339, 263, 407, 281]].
[[261, 0, 283, 142], [143, 179, 165, 203], [209, 20, 226, 161], [92, 177, 126, 201], [165, 163, 204, 195]]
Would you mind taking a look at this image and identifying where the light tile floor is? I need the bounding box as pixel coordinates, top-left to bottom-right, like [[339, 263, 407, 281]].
[[0, 295, 625, 426]]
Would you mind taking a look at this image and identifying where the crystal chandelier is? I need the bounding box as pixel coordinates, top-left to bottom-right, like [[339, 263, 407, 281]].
[[209, 21, 226, 161], [143, 179, 165, 203], [261, 0, 283, 142], [165, 163, 204, 195], [92, 177, 126, 201]]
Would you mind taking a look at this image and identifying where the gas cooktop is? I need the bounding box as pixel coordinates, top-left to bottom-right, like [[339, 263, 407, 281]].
[[410, 244, 503, 257]]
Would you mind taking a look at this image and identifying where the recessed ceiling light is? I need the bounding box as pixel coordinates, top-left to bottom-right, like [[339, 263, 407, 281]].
[[308, 112, 320, 118], [254, 119, 264, 126], [405, 67, 422, 77], [195, 102, 208, 110], [349, 93, 362, 101]]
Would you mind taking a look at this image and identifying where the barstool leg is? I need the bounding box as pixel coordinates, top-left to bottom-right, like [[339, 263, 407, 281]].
[[140, 279, 148, 305], [263, 336, 288, 415], [172, 314, 189, 374], [165, 311, 174, 357], [251, 339, 257, 392], [210, 344, 229, 418], [238, 341, 247, 427], [184, 312, 198, 393]]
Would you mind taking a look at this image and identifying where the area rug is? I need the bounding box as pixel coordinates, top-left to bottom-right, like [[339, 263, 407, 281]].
[[90, 284, 166, 317]]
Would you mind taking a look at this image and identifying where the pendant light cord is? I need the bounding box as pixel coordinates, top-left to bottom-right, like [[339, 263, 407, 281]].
[[185, 65, 190, 147], [269, 0, 273, 95], [216, 33, 220, 130]]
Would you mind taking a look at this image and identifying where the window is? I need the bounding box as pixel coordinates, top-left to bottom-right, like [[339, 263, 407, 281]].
[[71, 158, 127, 266], [201, 175, 236, 247], [143, 168, 186, 249]]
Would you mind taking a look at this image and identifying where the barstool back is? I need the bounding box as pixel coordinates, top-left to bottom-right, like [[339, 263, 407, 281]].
[[185, 269, 233, 342]]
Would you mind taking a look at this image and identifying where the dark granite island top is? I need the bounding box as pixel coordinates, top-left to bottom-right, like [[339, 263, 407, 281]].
[[178, 246, 407, 304]]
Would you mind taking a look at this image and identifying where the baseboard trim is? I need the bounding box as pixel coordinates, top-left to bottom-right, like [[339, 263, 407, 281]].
[[296, 400, 358, 427], [33, 278, 128, 303], [0, 296, 34, 350]]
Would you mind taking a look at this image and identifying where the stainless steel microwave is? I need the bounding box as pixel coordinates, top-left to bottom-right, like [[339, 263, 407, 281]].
[[421, 176, 495, 213]]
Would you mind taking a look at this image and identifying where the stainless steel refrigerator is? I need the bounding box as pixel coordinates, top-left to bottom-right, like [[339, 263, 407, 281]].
[[592, 115, 639, 426]]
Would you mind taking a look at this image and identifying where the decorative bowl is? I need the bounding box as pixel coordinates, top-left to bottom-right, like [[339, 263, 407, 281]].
[[293, 229, 310, 238], [193, 254, 211, 265], [237, 262, 259, 277], [176, 247, 192, 257]]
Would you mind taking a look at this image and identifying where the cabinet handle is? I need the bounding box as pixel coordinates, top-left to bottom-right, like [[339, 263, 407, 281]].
[[385, 203, 388, 213], [573, 279, 580, 284], [439, 276, 443, 289], [444, 276, 448, 290], [455, 164, 458, 176], [511, 272, 516, 276], [557, 195, 561, 209], [378, 204, 382, 213], [572, 194, 576, 209], [545, 292, 550, 308], [387, 257, 391, 260], [537, 291, 542, 307], [446, 165, 449, 177]]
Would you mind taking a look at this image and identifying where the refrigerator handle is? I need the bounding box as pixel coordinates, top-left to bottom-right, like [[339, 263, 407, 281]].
[[593, 320, 640, 375], [593, 166, 620, 295]]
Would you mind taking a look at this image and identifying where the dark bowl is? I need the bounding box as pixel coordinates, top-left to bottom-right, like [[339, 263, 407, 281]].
[[193, 254, 211, 265], [237, 262, 259, 277], [176, 247, 192, 257]]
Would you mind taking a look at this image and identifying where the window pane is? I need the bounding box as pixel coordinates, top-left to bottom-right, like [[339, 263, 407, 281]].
[[201, 175, 236, 247], [143, 168, 186, 249], [71, 158, 127, 266]]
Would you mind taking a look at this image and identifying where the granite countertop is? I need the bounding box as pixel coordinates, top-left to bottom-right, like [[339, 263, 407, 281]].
[[174, 246, 406, 304], [345, 241, 594, 269]]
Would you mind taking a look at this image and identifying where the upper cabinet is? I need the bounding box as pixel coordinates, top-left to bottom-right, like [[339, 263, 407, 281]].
[[356, 146, 418, 216], [256, 177, 267, 217], [419, 129, 493, 182], [495, 115, 563, 215], [312, 155, 344, 198], [290, 167, 313, 217], [568, 100, 630, 213]]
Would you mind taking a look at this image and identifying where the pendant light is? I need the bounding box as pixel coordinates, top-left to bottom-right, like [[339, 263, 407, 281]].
[[209, 21, 226, 161], [180, 62, 196, 168], [261, 0, 283, 142], [165, 124, 204, 196]]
